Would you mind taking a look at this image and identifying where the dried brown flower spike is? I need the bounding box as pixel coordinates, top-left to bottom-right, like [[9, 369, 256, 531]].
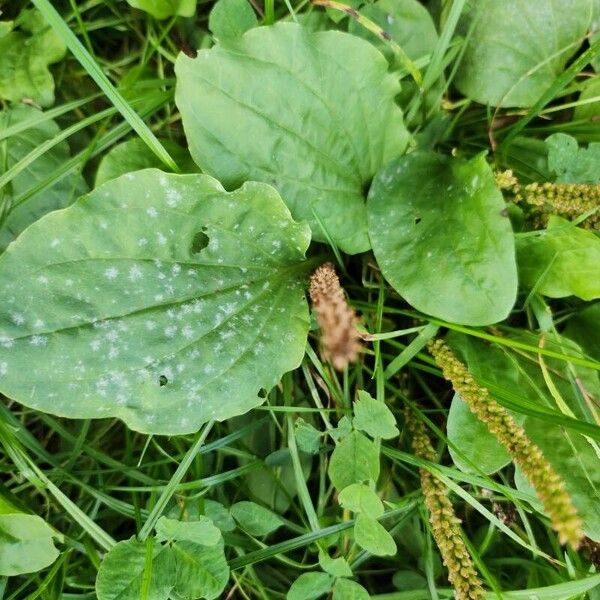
[[429, 339, 583, 548], [405, 409, 485, 600], [309, 262, 361, 370]]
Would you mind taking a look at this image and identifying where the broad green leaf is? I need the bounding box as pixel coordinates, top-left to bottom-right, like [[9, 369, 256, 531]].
[[516, 216, 600, 300], [565, 303, 600, 361], [0, 513, 60, 576], [0, 170, 311, 435], [354, 513, 397, 556], [455, 0, 594, 107], [230, 501, 282, 536], [353, 390, 399, 440], [126, 0, 196, 19], [338, 483, 384, 518], [348, 0, 438, 66], [368, 151, 517, 325], [318, 549, 352, 578], [328, 431, 380, 491], [95, 538, 175, 600], [0, 9, 66, 106], [95, 138, 198, 187], [545, 133, 600, 183], [175, 22, 409, 254], [295, 417, 322, 454], [287, 572, 334, 600], [333, 578, 371, 600], [0, 105, 87, 251], [155, 516, 221, 545], [208, 0, 257, 41], [171, 539, 229, 600], [203, 500, 236, 533]]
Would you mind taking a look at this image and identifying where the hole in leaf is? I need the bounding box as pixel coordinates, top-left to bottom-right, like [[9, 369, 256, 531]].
[[158, 375, 168, 386], [414, 217, 422, 225], [191, 229, 209, 253], [258, 388, 268, 398]]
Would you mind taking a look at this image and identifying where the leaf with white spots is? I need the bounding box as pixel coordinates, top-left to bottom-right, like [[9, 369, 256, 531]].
[[0, 169, 312, 434]]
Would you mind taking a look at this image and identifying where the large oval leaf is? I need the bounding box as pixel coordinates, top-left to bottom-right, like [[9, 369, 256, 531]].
[[367, 151, 517, 325], [175, 22, 409, 254], [455, 0, 593, 107], [0, 170, 311, 434]]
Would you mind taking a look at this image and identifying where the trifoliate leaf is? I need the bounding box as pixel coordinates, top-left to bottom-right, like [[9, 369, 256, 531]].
[[295, 418, 322, 454], [545, 133, 600, 184], [338, 483, 384, 518], [354, 514, 397, 556], [287, 572, 334, 600], [332, 578, 371, 600], [95, 538, 175, 600], [171, 539, 229, 600], [155, 516, 221, 546], [353, 390, 399, 440], [328, 431, 380, 491], [0, 170, 311, 434], [203, 500, 236, 533], [318, 549, 352, 578]]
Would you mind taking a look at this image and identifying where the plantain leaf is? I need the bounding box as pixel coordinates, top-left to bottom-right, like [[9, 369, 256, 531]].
[[175, 22, 409, 254], [0, 170, 311, 434], [455, 0, 594, 107], [368, 151, 517, 325]]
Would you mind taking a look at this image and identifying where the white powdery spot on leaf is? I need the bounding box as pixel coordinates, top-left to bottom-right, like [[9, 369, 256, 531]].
[[11, 313, 25, 326], [146, 207, 158, 218], [128, 265, 143, 281], [104, 267, 119, 280], [29, 335, 48, 346]]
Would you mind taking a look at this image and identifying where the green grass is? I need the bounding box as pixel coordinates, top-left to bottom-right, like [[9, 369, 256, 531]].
[[0, 0, 599, 598]]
